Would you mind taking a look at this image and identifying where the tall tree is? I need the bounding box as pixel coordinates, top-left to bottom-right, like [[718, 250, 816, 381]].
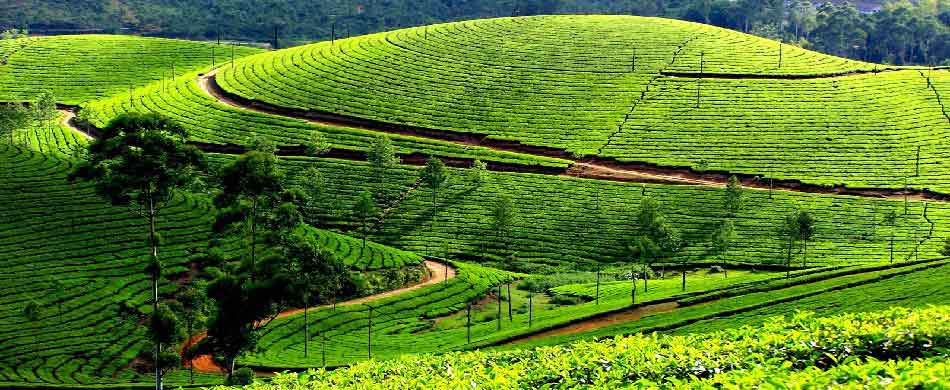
[[797, 210, 816, 267], [353, 189, 379, 248], [420, 156, 450, 206], [366, 135, 399, 198], [629, 196, 678, 291], [941, 236, 950, 257], [468, 159, 488, 186], [277, 228, 352, 358], [779, 210, 801, 278], [724, 175, 743, 217], [69, 112, 205, 390], [710, 219, 736, 278], [213, 147, 283, 281], [491, 194, 517, 252], [0, 103, 30, 144], [176, 284, 207, 384], [33, 90, 58, 132]]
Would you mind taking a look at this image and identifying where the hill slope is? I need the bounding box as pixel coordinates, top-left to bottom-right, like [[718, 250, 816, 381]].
[[213, 15, 950, 192], [0, 35, 262, 104]]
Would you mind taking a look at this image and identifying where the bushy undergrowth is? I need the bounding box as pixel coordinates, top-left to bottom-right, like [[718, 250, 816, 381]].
[[219, 306, 950, 389]]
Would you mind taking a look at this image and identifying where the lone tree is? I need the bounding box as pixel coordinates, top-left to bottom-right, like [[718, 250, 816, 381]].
[[298, 166, 341, 228], [468, 159, 488, 186], [710, 219, 736, 278], [420, 156, 449, 206], [33, 90, 58, 132], [940, 236, 950, 257], [491, 194, 517, 253], [883, 210, 899, 263], [366, 135, 399, 197], [175, 284, 208, 384], [797, 210, 816, 267], [724, 175, 743, 217], [69, 112, 205, 390], [629, 196, 678, 291], [279, 228, 353, 358], [0, 103, 30, 144], [353, 189, 379, 248], [213, 145, 283, 281]]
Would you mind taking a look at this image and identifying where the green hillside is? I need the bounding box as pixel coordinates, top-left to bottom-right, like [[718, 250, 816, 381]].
[[0, 35, 262, 104], [218, 305, 950, 389], [212, 15, 950, 192]]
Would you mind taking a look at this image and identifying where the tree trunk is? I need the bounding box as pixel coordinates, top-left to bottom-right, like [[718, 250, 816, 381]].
[[148, 199, 162, 390], [506, 283, 512, 320], [681, 263, 686, 292], [496, 285, 502, 331], [304, 296, 309, 358], [250, 200, 258, 281], [786, 236, 794, 278]]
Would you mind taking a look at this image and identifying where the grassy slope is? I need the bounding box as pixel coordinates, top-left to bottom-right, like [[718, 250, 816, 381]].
[[0, 144, 423, 386], [0, 35, 262, 105], [222, 306, 950, 390], [208, 16, 950, 191], [253, 155, 950, 268], [82, 71, 570, 168]]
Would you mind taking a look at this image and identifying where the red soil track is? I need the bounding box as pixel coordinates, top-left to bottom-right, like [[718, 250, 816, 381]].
[[180, 260, 455, 373]]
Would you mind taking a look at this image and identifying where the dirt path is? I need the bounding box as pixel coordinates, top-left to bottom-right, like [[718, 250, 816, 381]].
[[58, 109, 92, 140], [181, 259, 456, 374], [195, 71, 950, 202], [504, 302, 680, 344]]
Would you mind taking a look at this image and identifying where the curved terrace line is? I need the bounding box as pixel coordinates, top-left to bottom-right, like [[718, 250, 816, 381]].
[[193, 72, 950, 202], [660, 66, 948, 80], [181, 259, 457, 374]]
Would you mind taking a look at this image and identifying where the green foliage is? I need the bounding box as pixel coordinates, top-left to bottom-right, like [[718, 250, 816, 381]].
[[353, 190, 379, 246], [723, 175, 742, 216], [305, 130, 331, 157], [0, 29, 28, 39], [216, 306, 950, 389], [941, 236, 950, 257], [228, 367, 255, 386], [69, 112, 205, 211], [469, 159, 487, 186], [0, 35, 263, 104], [420, 156, 449, 204], [0, 102, 30, 143]]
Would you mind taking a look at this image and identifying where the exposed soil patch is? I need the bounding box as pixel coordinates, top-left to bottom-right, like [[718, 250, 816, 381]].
[[506, 301, 679, 344]]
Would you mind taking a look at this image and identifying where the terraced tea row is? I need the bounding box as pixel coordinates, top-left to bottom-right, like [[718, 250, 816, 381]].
[[0, 35, 262, 104], [82, 72, 569, 168], [603, 69, 950, 192], [242, 261, 517, 369], [0, 144, 217, 385], [211, 15, 950, 192], [256, 155, 949, 269]]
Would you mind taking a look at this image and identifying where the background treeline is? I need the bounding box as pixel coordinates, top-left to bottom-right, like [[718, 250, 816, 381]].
[[1, 0, 949, 65]]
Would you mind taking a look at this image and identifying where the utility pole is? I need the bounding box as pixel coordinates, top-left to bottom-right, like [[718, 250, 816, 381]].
[[496, 285, 502, 331], [696, 52, 704, 109], [916, 146, 921, 177], [631, 267, 637, 304], [595, 265, 601, 305], [466, 302, 472, 343], [778, 42, 783, 69], [507, 283, 512, 320], [211, 45, 215, 67], [631, 47, 636, 72], [331, 16, 337, 46], [129, 84, 133, 107], [367, 305, 373, 359], [528, 292, 533, 328]]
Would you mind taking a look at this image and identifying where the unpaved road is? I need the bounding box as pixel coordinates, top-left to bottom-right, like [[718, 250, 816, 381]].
[[181, 260, 456, 373]]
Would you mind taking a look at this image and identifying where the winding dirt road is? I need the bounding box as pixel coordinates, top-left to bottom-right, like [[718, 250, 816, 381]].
[[181, 260, 456, 374]]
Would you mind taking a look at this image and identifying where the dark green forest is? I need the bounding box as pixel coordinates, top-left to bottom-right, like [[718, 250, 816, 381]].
[[2, 0, 949, 65]]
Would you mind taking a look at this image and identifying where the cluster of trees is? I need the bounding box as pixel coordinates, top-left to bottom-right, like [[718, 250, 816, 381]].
[[62, 113, 503, 387], [3, 1, 948, 65], [1, 28, 28, 39]]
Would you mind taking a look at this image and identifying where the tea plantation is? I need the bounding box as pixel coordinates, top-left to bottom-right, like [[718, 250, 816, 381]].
[[1, 13, 949, 390]]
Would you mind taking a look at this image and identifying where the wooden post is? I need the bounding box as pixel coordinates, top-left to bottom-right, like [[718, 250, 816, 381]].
[[211, 45, 215, 67], [466, 302, 472, 343], [696, 52, 704, 108], [528, 293, 533, 328], [778, 42, 783, 69], [631, 267, 636, 304], [631, 48, 636, 72], [506, 283, 513, 320], [367, 306, 373, 359], [496, 285, 502, 331], [916, 146, 921, 177], [595, 266, 601, 305]]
